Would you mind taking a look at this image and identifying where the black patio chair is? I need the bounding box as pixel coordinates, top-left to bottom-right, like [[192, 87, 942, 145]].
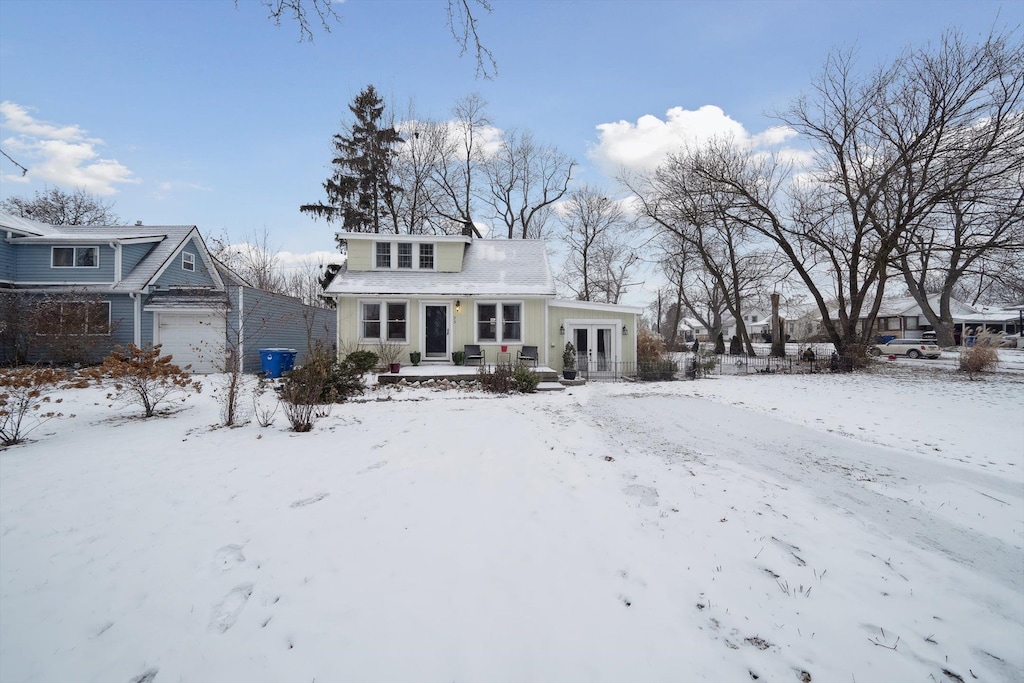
[[517, 345, 539, 367], [464, 344, 485, 366]]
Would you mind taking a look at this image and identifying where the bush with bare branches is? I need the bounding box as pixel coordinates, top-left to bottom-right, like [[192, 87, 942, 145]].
[[85, 344, 202, 417], [0, 367, 70, 446], [959, 333, 1000, 380]]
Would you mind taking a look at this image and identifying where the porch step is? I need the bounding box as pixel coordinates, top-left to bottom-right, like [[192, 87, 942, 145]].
[[535, 381, 566, 392]]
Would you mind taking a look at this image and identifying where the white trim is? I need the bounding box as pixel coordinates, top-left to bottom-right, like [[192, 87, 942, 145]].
[[182, 251, 196, 272], [16, 281, 114, 287], [551, 298, 643, 314], [340, 231, 469, 244], [146, 228, 225, 291], [419, 301, 452, 359], [474, 300, 524, 343], [373, 241, 438, 272], [51, 245, 100, 269], [357, 298, 410, 343]]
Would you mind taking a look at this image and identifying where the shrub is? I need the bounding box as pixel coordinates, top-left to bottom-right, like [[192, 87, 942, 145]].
[[478, 364, 516, 393], [345, 350, 379, 374], [637, 328, 665, 364], [85, 344, 201, 418], [279, 345, 366, 432], [636, 328, 676, 381], [512, 363, 540, 393], [959, 333, 1000, 379], [375, 341, 402, 370], [0, 367, 68, 446], [562, 342, 576, 371]]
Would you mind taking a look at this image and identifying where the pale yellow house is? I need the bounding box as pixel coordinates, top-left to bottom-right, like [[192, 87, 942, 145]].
[[325, 232, 640, 373]]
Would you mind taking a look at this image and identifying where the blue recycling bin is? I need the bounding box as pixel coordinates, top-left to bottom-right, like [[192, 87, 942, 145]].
[[260, 348, 297, 378]]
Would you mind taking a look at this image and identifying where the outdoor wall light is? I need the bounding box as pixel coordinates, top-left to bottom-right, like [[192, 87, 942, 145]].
[[559, 324, 565, 335], [622, 324, 628, 336], [455, 300, 461, 312]]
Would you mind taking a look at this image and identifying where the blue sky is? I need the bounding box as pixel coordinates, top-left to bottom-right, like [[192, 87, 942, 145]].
[[0, 0, 1019, 284]]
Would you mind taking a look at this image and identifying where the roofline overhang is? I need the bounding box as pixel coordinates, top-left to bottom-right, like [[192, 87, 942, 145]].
[[551, 298, 644, 314], [335, 232, 471, 244]]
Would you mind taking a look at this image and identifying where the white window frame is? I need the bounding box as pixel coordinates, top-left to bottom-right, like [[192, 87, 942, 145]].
[[51, 246, 99, 269], [474, 300, 523, 343], [182, 251, 196, 272], [358, 298, 409, 343], [373, 242, 436, 271]]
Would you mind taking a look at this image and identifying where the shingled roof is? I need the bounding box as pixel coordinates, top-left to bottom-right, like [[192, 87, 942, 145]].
[[325, 239, 556, 297]]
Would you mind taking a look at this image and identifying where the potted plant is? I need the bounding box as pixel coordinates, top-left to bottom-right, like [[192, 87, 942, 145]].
[[452, 350, 465, 365], [562, 341, 578, 380], [410, 351, 421, 366]]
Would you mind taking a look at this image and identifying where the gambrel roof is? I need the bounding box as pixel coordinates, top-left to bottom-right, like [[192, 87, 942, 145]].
[[325, 239, 556, 297]]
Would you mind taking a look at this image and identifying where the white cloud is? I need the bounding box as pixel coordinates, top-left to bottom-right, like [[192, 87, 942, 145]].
[[590, 105, 806, 174], [0, 101, 136, 195]]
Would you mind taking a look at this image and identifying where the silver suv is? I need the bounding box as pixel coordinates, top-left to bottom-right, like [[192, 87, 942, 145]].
[[868, 339, 942, 359]]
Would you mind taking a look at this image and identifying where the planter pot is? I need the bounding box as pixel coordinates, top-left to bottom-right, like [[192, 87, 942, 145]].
[[562, 370, 578, 380], [389, 362, 401, 373], [410, 353, 421, 366], [452, 351, 465, 365], [501, 345, 508, 352]]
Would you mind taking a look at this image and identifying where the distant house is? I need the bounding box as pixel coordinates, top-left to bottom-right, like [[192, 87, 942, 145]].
[[848, 295, 1022, 344], [0, 212, 335, 372], [324, 232, 641, 372]]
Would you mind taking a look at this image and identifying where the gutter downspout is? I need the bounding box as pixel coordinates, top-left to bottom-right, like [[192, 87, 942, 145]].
[[129, 292, 142, 347]]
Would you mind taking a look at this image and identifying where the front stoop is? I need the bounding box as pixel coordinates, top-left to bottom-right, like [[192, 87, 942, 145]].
[[559, 378, 587, 387], [535, 381, 566, 392]]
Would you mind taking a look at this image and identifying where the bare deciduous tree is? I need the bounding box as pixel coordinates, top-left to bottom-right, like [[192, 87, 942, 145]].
[[1, 187, 120, 226], [243, 0, 496, 78], [557, 187, 637, 303], [484, 129, 575, 239]]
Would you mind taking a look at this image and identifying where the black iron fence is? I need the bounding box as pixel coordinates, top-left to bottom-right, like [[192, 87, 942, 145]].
[[579, 351, 855, 382]]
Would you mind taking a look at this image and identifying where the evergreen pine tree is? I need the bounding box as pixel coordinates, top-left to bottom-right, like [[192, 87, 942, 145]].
[[714, 332, 725, 355], [301, 85, 403, 242]]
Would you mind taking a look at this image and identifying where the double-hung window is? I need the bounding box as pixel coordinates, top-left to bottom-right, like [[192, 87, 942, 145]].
[[52, 246, 99, 268], [419, 243, 434, 269], [182, 252, 196, 272], [476, 302, 522, 343], [397, 243, 413, 269], [374, 242, 435, 271], [360, 300, 407, 342]]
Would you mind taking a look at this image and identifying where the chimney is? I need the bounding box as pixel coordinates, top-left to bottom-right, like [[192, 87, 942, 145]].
[[135, 220, 143, 226]]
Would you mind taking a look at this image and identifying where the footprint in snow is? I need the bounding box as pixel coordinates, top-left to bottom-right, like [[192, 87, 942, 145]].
[[213, 544, 245, 570], [623, 484, 659, 506], [129, 668, 159, 683], [290, 492, 329, 508], [209, 583, 254, 633]]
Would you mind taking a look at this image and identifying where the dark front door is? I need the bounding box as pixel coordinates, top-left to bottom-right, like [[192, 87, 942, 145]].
[[425, 305, 448, 358]]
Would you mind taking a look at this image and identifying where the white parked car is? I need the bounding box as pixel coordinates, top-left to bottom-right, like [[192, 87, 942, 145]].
[[868, 339, 942, 359]]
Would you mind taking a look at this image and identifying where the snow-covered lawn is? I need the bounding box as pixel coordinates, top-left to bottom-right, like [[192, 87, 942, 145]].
[[2, 362, 1022, 682]]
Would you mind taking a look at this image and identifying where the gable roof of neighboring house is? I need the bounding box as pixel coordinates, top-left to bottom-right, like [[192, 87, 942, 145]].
[[326, 239, 556, 297], [0, 213, 224, 292]]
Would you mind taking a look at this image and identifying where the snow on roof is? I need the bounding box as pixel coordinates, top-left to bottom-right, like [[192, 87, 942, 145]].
[[0, 211, 60, 236], [326, 239, 556, 296]]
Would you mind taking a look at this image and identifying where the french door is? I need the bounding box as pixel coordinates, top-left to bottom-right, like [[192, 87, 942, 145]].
[[572, 324, 617, 377]]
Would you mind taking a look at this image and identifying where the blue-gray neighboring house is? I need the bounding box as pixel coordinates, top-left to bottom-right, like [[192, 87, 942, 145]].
[[0, 212, 336, 372]]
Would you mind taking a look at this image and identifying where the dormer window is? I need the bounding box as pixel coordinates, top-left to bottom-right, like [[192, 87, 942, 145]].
[[419, 243, 434, 269], [397, 243, 413, 269], [182, 252, 196, 272], [52, 246, 98, 268], [374, 241, 436, 271], [376, 242, 391, 268]]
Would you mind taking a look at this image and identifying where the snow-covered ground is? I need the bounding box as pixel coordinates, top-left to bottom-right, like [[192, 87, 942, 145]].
[[1, 360, 1022, 683]]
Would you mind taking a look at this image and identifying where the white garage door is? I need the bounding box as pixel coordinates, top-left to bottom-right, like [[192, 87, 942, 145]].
[[156, 312, 224, 373]]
